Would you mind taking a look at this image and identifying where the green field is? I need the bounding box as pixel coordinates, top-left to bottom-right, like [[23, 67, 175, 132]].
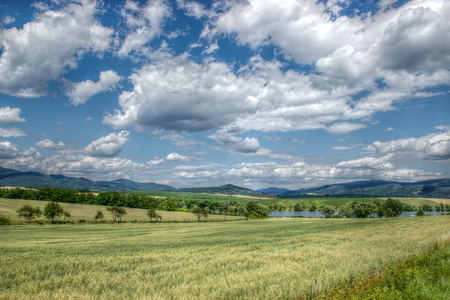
[[0, 198, 243, 222], [136, 191, 443, 208], [1, 215, 448, 299]]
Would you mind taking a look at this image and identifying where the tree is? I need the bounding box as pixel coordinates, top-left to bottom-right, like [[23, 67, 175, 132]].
[[382, 198, 404, 216], [107, 206, 127, 223], [147, 202, 162, 222], [43, 202, 64, 223], [245, 200, 270, 218], [94, 210, 104, 222], [385, 208, 395, 217], [17, 205, 42, 223], [276, 203, 286, 211], [376, 205, 386, 218], [221, 201, 230, 213], [293, 203, 304, 212], [338, 203, 354, 218], [63, 211, 71, 222], [353, 202, 378, 218], [321, 205, 336, 218], [192, 206, 208, 221], [165, 200, 177, 211], [308, 204, 317, 211]]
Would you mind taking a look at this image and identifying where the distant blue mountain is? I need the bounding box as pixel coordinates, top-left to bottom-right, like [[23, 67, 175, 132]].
[[178, 184, 271, 196], [1, 167, 449, 198], [256, 187, 291, 195], [279, 179, 450, 198], [0, 167, 176, 191]]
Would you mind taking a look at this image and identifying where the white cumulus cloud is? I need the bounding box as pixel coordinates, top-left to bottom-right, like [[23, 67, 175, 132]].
[[85, 130, 130, 157], [0, 107, 26, 124], [117, 0, 171, 57], [66, 70, 121, 105], [0, 127, 26, 137], [0, 0, 113, 97], [365, 130, 450, 161], [35, 139, 66, 150]]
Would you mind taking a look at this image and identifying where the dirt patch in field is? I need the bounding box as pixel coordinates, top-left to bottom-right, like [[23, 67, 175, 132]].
[[423, 198, 450, 205]]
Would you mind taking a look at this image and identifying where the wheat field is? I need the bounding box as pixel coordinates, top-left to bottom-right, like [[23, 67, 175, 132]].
[[0, 198, 243, 222], [1, 215, 449, 299]]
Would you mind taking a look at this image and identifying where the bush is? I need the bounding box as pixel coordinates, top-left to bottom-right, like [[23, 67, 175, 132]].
[[415, 209, 425, 216], [0, 216, 12, 225]]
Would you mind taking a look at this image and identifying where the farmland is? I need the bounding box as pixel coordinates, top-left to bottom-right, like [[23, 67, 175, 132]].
[[1, 214, 449, 299], [0, 198, 243, 222]]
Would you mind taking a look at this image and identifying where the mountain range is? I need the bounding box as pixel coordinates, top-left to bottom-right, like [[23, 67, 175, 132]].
[[0, 167, 175, 191], [258, 179, 450, 199], [177, 184, 269, 196], [1, 167, 449, 198]]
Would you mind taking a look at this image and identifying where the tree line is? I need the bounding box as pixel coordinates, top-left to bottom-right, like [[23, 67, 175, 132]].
[[1, 187, 447, 221]]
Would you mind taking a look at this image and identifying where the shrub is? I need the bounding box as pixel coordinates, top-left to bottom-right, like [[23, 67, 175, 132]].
[[415, 209, 425, 216], [0, 216, 12, 225]]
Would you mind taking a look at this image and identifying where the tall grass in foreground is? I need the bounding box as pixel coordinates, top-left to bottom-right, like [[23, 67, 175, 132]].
[[0, 216, 449, 299], [323, 238, 450, 299]]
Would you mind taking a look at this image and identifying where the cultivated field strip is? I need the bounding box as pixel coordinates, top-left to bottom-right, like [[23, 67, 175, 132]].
[[1, 216, 449, 299]]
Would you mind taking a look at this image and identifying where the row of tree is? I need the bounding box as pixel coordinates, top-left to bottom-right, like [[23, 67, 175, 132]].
[[269, 200, 449, 213], [319, 198, 448, 218], [0, 187, 232, 211], [17, 201, 69, 223], [3, 187, 447, 221], [15, 202, 211, 224]]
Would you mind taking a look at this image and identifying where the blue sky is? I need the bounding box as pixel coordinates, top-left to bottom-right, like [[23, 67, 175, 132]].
[[0, 0, 449, 189]]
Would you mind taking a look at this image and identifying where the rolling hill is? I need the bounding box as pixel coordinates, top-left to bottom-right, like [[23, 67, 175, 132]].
[[0, 167, 176, 191], [178, 183, 270, 196], [276, 179, 450, 198], [1, 167, 449, 198]]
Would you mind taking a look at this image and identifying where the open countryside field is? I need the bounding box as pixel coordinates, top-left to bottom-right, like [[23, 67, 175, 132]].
[[139, 190, 444, 209], [0, 198, 243, 222], [1, 216, 449, 299], [379, 197, 449, 206]]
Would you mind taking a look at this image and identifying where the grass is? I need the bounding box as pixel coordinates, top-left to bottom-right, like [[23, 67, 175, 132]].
[[0, 198, 243, 222], [324, 238, 450, 299], [0, 215, 449, 299], [135, 191, 443, 209], [379, 197, 443, 207], [138, 191, 387, 206]]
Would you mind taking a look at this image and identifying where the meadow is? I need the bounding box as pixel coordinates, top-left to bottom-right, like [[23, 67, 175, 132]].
[[1, 215, 449, 299], [138, 191, 443, 208], [0, 198, 243, 222]]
